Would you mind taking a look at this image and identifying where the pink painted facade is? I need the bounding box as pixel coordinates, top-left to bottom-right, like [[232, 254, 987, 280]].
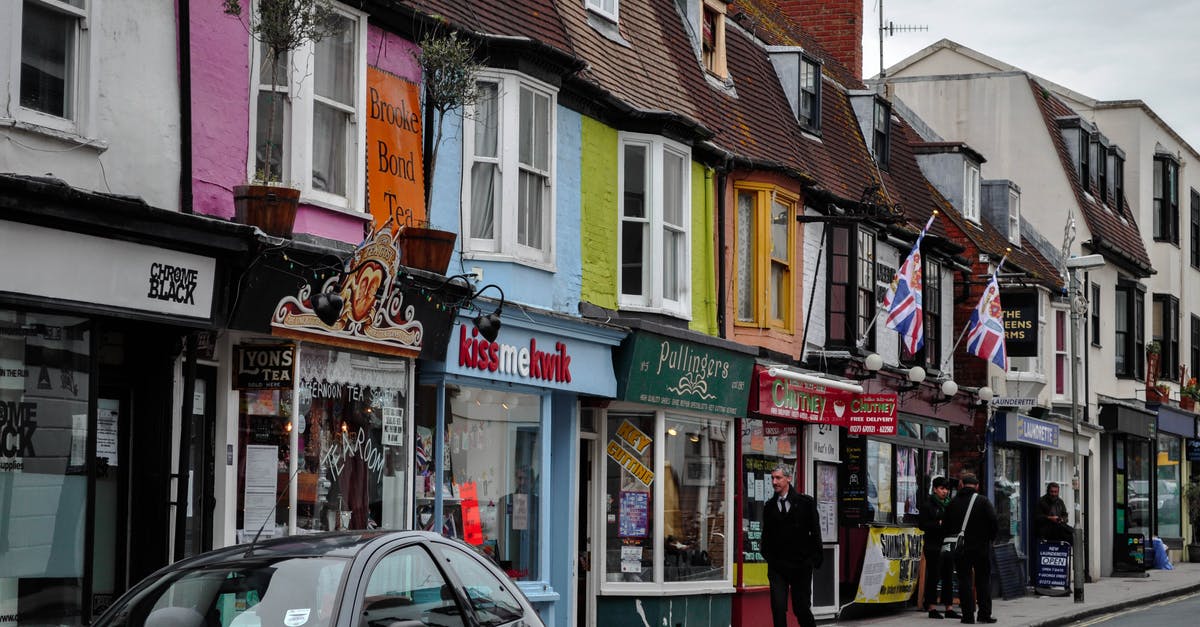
[[188, 3, 422, 245]]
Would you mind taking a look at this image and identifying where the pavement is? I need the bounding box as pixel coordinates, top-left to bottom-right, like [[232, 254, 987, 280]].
[[831, 562, 1200, 626]]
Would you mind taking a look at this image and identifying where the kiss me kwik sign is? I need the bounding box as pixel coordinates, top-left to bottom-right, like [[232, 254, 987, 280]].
[[756, 369, 898, 435]]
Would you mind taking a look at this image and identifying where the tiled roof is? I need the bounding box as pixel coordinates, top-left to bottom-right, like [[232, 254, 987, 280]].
[[399, 0, 575, 54], [727, 0, 863, 89], [1029, 77, 1153, 276]]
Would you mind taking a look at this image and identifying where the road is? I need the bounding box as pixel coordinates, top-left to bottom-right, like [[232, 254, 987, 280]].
[[1070, 591, 1200, 626]]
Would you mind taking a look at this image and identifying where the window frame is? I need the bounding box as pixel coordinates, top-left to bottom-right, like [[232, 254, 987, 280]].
[[1055, 309, 1068, 396], [797, 53, 822, 134], [618, 132, 693, 318], [1007, 188, 1021, 245], [597, 406, 736, 595], [862, 416, 950, 526], [1097, 142, 1109, 204], [1191, 314, 1200, 381], [1114, 153, 1125, 211], [1090, 281, 1101, 346], [8, 0, 93, 136], [1153, 293, 1180, 382], [461, 69, 559, 269], [1079, 129, 1091, 191], [873, 98, 890, 169], [700, 0, 728, 78], [963, 162, 981, 222], [1115, 282, 1145, 379], [585, 0, 619, 22], [826, 224, 877, 350], [1190, 189, 1200, 269], [246, 1, 368, 212], [733, 183, 796, 330], [1153, 155, 1180, 244]]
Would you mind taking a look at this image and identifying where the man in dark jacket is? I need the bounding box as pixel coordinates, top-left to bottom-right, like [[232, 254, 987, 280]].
[[761, 465, 823, 627], [918, 477, 959, 619], [1035, 482, 1074, 543], [944, 473, 999, 624]]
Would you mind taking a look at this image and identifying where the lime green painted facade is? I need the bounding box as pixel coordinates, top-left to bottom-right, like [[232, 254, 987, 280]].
[[580, 117, 619, 310], [578, 117, 718, 335]]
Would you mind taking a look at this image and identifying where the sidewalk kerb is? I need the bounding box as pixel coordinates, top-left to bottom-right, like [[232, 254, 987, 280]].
[[1026, 580, 1200, 627]]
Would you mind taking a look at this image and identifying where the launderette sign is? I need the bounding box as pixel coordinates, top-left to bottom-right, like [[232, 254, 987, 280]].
[[1014, 415, 1060, 448]]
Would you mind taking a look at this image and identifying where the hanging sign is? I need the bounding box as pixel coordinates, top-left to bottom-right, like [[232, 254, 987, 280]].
[[366, 68, 425, 230], [756, 368, 898, 435], [233, 344, 296, 390], [1003, 291, 1039, 357]]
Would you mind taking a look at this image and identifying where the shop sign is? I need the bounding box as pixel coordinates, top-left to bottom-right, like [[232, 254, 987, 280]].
[[1003, 291, 1038, 357], [992, 396, 1037, 407], [0, 399, 38, 471], [1187, 439, 1200, 462], [615, 332, 754, 416], [810, 423, 839, 462], [1014, 415, 1060, 448], [271, 229, 431, 357], [366, 68, 425, 230], [757, 370, 898, 435], [607, 419, 654, 487], [1035, 540, 1070, 589], [233, 344, 296, 390], [854, 526, 924, 604], [839, 434, 868, 524], [0, 220, 216, 320], [457, 325, 572, 383]]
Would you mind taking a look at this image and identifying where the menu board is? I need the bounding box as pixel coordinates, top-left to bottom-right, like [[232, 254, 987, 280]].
[[839, 433, 868, 524], [815, 462, 838, 542], [742, 454, 779, 562]]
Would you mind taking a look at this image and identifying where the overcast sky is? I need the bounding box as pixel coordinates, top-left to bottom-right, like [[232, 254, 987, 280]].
[[861, 0, 1200, 149]]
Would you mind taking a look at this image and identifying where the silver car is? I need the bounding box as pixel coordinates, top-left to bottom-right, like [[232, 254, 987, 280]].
[[92, 530, 544, 627]]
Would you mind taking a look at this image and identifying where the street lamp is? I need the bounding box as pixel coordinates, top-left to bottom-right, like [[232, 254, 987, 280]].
[[1065, 253, 1104, 603]]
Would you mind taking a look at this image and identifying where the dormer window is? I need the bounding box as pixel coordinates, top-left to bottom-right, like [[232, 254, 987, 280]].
[[701, 0, 727, 78], [873, 98, 890, 169], [1008, 188, 1021, 245], [1097, 141, 1109, 203], [1114, 152, 1125, 210], [1079, 129, 1091, 191], [799, 55, 821, 133], [1154, 154, 1180, 244], [963, 162, 980, 222], [586, 0, 618, 21]]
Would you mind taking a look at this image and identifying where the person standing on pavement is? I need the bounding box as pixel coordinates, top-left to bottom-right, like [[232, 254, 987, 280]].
[[1035, 482, 1074, 543], [945, 473, 998, 624], [919, 477, 960, 619], [761, 465, 823, 627]]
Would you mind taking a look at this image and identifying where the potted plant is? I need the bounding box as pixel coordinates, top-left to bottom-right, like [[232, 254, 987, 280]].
[[391, 32, 481, 274], [1181, 378, 1200, 411], [1146, 341, 1163, 401], [1185, 479, 1200, 562], [222, 0, 341, 237]]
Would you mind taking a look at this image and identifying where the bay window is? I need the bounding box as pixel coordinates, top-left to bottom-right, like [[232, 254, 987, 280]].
[[734, 185, 795, 329], [248, 3, 367, 210], [463, 71, 557, 266], [826, 225, 876, 349], [601, 411, 732, 589], [619, 134, 692, 317]]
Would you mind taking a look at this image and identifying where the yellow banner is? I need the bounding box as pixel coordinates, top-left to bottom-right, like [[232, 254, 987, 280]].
[[854, 526, 924, 604]]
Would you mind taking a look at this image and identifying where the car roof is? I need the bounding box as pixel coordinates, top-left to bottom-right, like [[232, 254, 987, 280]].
[[170, 530, 451, 569]]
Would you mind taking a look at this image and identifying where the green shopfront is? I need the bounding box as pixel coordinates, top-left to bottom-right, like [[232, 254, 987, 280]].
[[591, 330, 754, 626]]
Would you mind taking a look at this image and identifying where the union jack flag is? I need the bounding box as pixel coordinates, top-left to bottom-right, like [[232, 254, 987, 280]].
[[885, 214, 936, 354], [415, 434, 430, 473], [966, 260, 1009, 370]]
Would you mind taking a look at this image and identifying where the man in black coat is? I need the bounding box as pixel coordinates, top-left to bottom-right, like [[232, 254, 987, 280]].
[[761, 465, 823, 627], [945, 473, 999, 624], [918, 477, 959, 619], [1035, 482, 1074, 543]]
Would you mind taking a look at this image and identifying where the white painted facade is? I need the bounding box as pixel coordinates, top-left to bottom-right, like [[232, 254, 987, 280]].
[[0, 0, 181, 209]]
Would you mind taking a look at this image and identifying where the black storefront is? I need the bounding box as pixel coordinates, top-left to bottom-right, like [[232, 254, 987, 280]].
[[1099, 399, 1157, 574]]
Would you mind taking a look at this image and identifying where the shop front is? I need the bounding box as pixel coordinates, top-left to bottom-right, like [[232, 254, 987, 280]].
[[418, 307, 624, 627], [1099, 400, 1157, 574], [1154, 405, 1195, 557], [0, 177, 251, 625], [592, 329, 754, 627], [990, 411, 1094, 580]]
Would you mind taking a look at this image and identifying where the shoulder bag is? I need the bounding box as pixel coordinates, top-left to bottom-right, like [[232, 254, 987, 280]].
[[941, 493, 978, 557]]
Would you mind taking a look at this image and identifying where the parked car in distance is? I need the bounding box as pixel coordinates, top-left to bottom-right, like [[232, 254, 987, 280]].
[[91, 530, 544, 627]]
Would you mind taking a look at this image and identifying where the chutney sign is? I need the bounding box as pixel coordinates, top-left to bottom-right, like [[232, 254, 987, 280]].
[[367, 68, 425, 230], [756, 368, 897, 435]]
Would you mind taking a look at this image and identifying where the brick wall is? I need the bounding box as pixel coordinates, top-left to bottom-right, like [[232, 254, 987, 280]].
[[778, 0, 864, 81]]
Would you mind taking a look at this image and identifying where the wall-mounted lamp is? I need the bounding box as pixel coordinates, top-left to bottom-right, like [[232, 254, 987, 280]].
[[931, 377, 958, 407], [975, 385, 995, 407], [897, 365, 926, 394], [472, 284, 505, 343], [852, 353, 884, 381], [312, 291, 345, 326]]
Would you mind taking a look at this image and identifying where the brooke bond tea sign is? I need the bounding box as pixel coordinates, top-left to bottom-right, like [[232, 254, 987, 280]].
[[756, 368, 898, 435], [367, 68, 425, 230]]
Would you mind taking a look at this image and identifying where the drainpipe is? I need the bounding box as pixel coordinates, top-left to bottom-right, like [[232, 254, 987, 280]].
[[715, 166, 727, 337], [178, 0, 193, 214]]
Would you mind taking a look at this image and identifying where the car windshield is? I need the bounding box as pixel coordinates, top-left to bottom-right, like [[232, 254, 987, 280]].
[[99, 557, 348, 627]]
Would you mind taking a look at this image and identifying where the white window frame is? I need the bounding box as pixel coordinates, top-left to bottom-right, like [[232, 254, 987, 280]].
[[1008, 188, 1021, 245], [4, 0, 94, 137], [618, 133, 692, 318], [963, 162, 981, 222], [596, 405, 736, 596], [461, 69, 558, 269], [246, 1, 368, 213], [585, 0, 619, 22]]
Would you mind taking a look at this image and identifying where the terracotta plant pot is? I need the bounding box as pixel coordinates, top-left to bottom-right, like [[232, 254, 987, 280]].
[[396, 226, 457, 274], [233, 184, 300, 238], [1146, 386, 1169, 404], [1182, 396, 1196, 411]]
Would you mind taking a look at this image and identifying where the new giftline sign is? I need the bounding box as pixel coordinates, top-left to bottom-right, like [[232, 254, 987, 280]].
[[756, 369, 898, 435]]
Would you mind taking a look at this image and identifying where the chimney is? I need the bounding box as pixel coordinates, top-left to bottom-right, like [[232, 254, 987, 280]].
[[779, 1, 864, 81]]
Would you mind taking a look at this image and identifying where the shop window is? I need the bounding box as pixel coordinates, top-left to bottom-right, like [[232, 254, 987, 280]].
[[0, 312, 91, 622], [866, 440, 893, 524], [924, 449, 946, 493], [739, 419, 800, 586], [1042, 452, 1073, 517], [734, 185, 796, 329], [414, 385, 542, 581], [896, 446, 919, 523], [994, 448, 1024, 556], [1156, 434, 1182, 539], [602, 411, 731, 587], [1126, 437, 1152, 537]]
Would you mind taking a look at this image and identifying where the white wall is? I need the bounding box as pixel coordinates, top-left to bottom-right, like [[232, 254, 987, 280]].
[[0, 0, 181, 209]]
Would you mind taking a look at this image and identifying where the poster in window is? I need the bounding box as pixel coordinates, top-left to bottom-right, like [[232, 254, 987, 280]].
[[97, 398, 120, 466], [683, 456, 715, 487], [816, 463, 838, 542], [381, 406, 404, 447], [618, 490, 649, 538]]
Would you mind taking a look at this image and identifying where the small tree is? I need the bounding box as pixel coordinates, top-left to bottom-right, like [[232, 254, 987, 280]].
[[1186, 479, 1200, 545], [223, 0, 341, 184], [416, 32, 481, 206]]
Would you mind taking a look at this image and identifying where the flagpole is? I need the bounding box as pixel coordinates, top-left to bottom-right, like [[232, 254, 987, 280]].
[[942, 250, 1009, 372]]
